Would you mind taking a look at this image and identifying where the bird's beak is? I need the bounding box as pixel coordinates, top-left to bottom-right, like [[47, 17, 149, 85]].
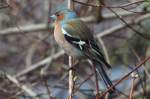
[[48, 14, 56, 23], [50, 15, 57, 21]]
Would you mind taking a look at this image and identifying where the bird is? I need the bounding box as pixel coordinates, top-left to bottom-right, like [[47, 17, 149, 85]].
[[50, 9, 115, 93]]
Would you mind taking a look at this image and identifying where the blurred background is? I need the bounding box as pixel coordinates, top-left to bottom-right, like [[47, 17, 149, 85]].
[[0, 0, 149, 99]]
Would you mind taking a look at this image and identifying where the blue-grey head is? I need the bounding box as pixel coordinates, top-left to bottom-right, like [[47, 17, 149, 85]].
[[50, 9, 77, 23]]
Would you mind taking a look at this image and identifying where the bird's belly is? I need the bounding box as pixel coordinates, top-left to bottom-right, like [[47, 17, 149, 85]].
[[54, 33, 84, 58], [63, 44, 84, 58], [57, 37, 84, 58]]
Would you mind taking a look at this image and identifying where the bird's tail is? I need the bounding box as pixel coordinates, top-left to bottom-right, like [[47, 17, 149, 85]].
[[95, 62, 115, 94]]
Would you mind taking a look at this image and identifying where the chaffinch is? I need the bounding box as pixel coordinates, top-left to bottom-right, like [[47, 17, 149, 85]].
[[50, 9, 115, 93]]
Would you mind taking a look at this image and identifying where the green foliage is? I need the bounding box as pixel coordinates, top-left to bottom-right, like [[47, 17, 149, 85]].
[[144, 0, 150, 6], [145, 0, 150, 2]]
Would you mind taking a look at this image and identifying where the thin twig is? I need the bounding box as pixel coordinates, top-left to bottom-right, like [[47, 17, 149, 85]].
[[0, 4, 9, 9], [131, 48, 150, 79], [6, 74, 40, 99], [93, 63, 100, 98], [42, 77, 51, 98], [129, 78, 135, 99], [130, 48, 149, 98], [0, 12, 141, 35], [15, 50, 64, 77], [100, 57, 150, 97], [68, 56, 74, 99], [68, 1, 75, 99], [74, 73, 94, 93], [73, 0, 144, 8], [120, 7, 146, 14], [96, 21, 132, 38], [68, 0, 74, 10], [98, 37, 110, 64], [129, 73, 137, 99], [73, 0, 150, 40], [96, 13, 150, 39], [106, 7, 150, 40]]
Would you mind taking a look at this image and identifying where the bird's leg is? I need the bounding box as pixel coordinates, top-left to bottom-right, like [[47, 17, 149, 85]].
[[92, 62, 100, 99]]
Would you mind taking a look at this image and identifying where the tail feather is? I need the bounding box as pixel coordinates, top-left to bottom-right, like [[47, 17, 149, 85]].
[[95, 62, 115, 94]]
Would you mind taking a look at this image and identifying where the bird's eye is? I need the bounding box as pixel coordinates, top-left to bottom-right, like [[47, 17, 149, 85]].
[[56, 14, 60, 16]]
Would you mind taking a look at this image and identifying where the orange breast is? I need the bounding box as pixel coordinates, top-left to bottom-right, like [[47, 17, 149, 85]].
[[54, 21, 65, 44], [53, 21, 83, 58]]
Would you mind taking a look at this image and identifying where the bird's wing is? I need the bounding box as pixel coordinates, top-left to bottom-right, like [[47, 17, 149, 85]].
[[62, 19, 111, 69], [62, 19, 93, 40]]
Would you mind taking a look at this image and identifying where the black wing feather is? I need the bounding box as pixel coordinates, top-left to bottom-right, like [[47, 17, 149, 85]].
[[64, 34, 111, 69]]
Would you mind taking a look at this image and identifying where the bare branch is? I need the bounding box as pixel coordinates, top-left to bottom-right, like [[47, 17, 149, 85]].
[[0, 23, 48, 35], [98, 38, 110, 64], [97, 13, 150, 38], [101, 57, 150, 97], [73, 0, 144, 8], [68, 1, 75, 99], [6, 74, 40, 99], [106, 7, 150, 40], [15, 50, 64, 77], [0, 11, 137, 35], [0, 5, 9, 9]]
